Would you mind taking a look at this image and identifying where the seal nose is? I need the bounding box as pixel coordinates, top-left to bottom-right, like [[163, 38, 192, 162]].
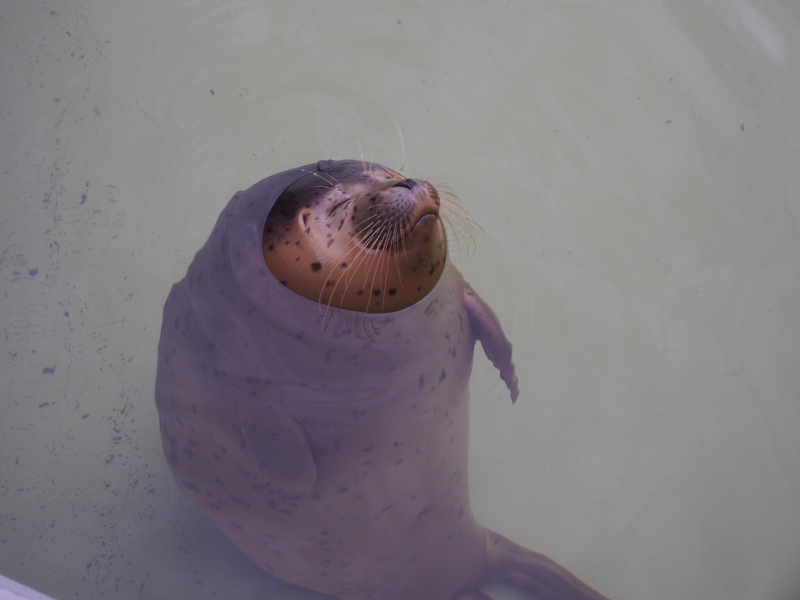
[[393, 179, 420, 191]]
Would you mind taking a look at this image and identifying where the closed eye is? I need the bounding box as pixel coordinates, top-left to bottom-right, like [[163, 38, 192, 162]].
[[328, 198, 350, 216]]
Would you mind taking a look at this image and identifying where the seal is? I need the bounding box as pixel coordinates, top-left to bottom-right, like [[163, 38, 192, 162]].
[[155, 160, 610, 600]]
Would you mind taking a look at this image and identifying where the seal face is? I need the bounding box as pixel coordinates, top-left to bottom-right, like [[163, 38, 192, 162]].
[[155, 160, 609, 600], [262, 162, 446, 313]]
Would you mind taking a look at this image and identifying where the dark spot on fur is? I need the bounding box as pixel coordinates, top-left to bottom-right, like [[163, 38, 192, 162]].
[[417, 507, 434, 521], [311, 262, 322, 272], [388, 288, 397, 295], [439, 369, 446, 382], [182, 480, 200, 493], [418, 375, 424, 390]]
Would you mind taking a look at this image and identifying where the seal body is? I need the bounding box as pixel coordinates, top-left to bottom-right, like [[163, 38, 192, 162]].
[[155, 161, 609, 600]]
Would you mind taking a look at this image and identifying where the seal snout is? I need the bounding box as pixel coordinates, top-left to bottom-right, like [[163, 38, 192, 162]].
[[391, 179, 441, 222], [352, 177, 440, 245]]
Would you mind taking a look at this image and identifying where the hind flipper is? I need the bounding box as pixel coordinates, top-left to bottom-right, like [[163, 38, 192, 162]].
[[485, 530, 610, 600]]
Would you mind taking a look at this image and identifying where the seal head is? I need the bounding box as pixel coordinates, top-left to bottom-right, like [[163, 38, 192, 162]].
[[262, 162, 446, 313]]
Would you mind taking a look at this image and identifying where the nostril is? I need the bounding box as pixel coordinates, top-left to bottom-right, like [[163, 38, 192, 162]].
[[393, 179, 419, 191]]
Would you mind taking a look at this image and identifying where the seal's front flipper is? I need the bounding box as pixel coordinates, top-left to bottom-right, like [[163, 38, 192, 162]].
[[485, 531, 611, 600], [463, 283, 520, 402]]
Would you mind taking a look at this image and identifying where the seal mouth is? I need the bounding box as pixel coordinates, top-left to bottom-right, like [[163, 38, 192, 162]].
[[409, 211, 439, 233]]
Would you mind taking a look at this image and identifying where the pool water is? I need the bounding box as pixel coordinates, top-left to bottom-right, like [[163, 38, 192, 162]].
[[1, 1, 799, 599]]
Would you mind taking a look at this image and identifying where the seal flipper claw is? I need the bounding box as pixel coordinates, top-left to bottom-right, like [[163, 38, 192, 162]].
[[463, 283, 520, 402], [486, 531, 611, 600]]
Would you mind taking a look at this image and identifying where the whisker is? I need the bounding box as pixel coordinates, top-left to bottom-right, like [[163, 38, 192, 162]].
[[297, 168, 340, 188], [366, 221, 393, 312], [435, 187, 480, 259], [316, 215, 386, 320], [333, 216, 387, 300], [357, 142, 367, 172], [442, 210, 477, 260], [387, 220, 401, 294]]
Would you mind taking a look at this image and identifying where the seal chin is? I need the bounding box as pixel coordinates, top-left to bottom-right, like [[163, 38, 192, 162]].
[[411, 212, 439, 230], [405, 212, 440, 243]]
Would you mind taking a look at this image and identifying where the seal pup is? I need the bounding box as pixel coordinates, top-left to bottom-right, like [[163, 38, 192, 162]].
[[155, 160, 610, 600]]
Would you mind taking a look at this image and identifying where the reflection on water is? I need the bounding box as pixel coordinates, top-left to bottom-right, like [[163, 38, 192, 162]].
[[1, 1, 799, 599]]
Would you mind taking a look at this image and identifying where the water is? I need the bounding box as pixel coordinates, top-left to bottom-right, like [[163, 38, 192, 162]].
[[1, 1, 799, 599]]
